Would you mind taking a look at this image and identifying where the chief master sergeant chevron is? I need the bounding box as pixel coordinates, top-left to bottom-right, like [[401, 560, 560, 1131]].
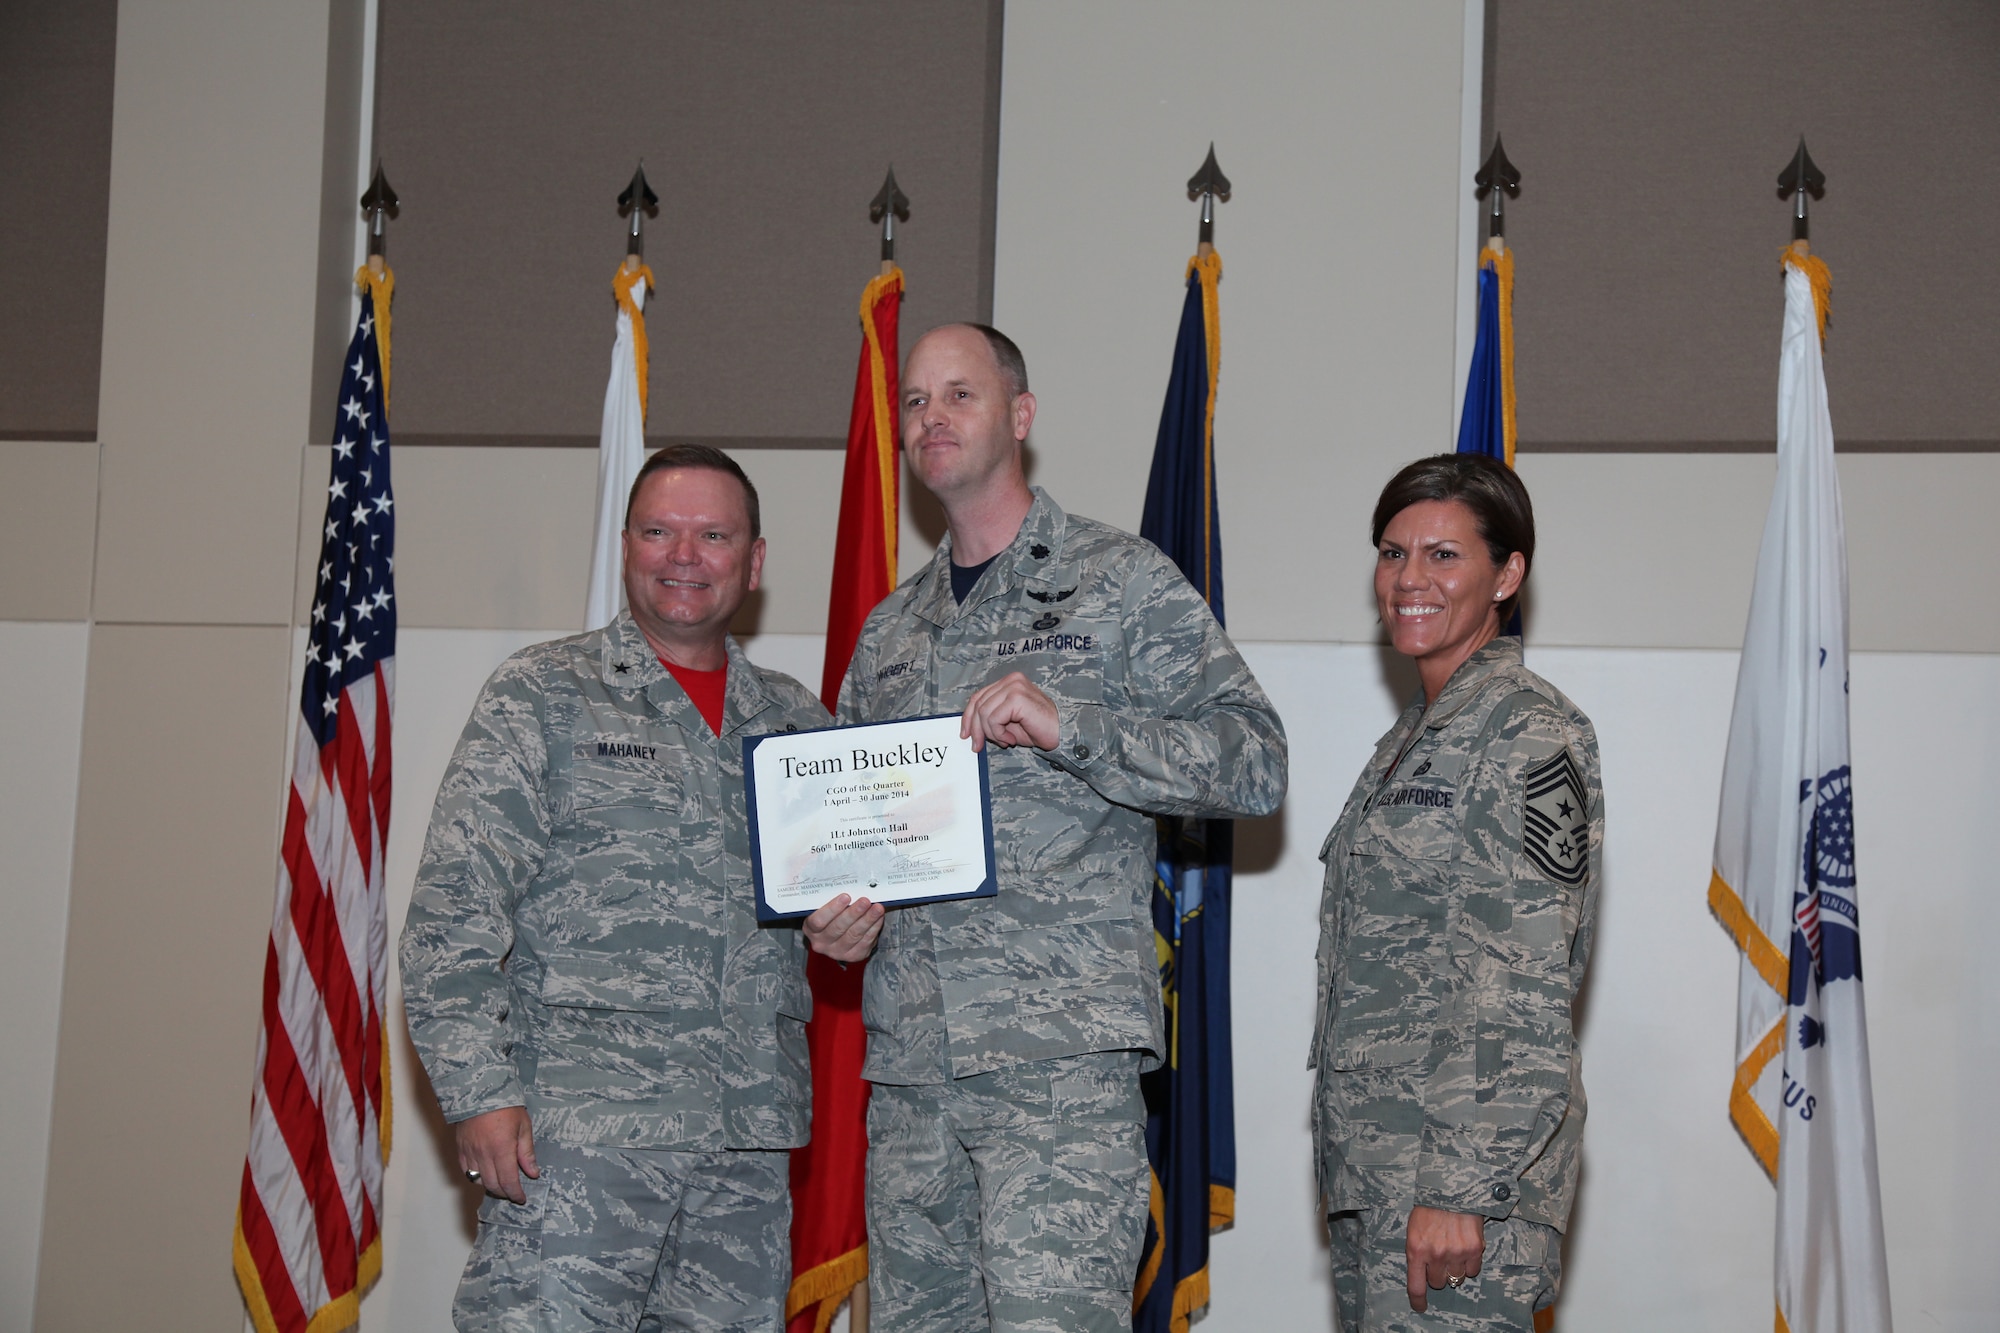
[[400, 445, 829, 1331], [803, 324, 1288, 1333]]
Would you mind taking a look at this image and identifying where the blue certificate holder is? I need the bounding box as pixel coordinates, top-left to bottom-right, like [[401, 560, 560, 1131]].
[[744, 713, 997, 922]]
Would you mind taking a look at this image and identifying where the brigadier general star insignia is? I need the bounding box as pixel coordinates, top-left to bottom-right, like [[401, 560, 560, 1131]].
[[1522, 749, 1590, 885]]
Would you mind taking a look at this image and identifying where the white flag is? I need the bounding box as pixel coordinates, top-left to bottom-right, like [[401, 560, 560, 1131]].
[[1709, 254, 1893, 1332], [586, 267, 649, 629]]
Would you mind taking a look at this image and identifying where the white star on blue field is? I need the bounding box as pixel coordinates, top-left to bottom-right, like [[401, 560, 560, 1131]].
[[302, 297, 396, 741]]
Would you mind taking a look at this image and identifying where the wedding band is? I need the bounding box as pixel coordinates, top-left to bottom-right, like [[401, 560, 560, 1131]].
[[465, 1169, 482, 1182], [1447, 1275, 1465, 1289]]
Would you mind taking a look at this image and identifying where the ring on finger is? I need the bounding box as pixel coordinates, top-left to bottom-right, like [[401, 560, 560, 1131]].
[[465, 1169, 482, 1182], [1446, 1275, 1465, 1289]]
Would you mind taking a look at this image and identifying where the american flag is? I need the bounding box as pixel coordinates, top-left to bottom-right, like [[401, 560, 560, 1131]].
[[234, 282, 396, 1333]]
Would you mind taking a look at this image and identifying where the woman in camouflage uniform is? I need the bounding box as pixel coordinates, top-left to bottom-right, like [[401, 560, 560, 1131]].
[[1312, 454, 1602, 1332]]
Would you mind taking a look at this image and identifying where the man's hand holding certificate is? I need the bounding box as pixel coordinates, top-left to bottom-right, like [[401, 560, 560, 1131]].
[[745, 714, 997, 923]]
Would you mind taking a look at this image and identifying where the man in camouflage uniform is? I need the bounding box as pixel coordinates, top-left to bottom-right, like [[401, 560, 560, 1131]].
[[402, 446, 828, 1331], [1312, 635, 1602, 1331], [805, 324, 1287, 1332]]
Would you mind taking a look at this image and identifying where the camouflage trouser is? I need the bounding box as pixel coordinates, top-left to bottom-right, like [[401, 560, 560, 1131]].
[[453, 1139, 790, 1332], [866, 1051, 1148, 1333], [1327, 1206, 1561, 1332]]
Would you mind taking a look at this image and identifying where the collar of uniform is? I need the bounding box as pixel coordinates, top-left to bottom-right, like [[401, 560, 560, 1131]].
[[597, 611, 667, 689], [908, 486, 1073, 627], [716, 634, 776, 738], [599, 614, 773, 739], [1419, 634, 1525, 731]]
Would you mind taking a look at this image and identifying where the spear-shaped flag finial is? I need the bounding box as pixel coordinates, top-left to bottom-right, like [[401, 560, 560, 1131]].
[[871, 167, 910, 264], [619, 162, 660, 257], [1474, 136, 1521, 240], [360, 160, 398, 259], [1777, 137, 1825, 242], [1187, 143, 1231, 249]]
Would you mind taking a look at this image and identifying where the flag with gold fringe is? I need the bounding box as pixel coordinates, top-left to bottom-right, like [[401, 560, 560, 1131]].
[[586, 260, 654, 629], [788, 261, 903, 1333], [1455, 244, 1515, 466], [1709, 247, 1892, 1332], [234, 264, 396, 1333], [1134, 247, 1233, 1333], [1456, 240, 1525, 645]]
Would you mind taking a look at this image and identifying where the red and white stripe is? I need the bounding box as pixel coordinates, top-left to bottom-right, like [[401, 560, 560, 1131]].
[[235, 659, 393, 1333]]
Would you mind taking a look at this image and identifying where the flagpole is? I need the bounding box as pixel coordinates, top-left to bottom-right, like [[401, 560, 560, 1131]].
[[584, 166, 658, 630], [835, 166, 910, 1333]]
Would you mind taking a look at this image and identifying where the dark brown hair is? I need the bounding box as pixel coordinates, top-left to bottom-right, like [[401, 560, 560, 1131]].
[[1370, 453, 1535, 624], [624, 443, 761, 538]]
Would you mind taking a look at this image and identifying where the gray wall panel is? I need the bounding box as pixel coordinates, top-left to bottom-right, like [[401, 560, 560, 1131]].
[[0, 0, 117, 440], [369, 0, 1003, 447], [1489, 1, 2000, 450]]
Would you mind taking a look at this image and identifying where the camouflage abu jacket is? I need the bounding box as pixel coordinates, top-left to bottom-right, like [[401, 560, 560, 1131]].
[[1310, 636, 1602, 1229], [840, 488, 1287, 1084], [400, 613, 829, 1151]]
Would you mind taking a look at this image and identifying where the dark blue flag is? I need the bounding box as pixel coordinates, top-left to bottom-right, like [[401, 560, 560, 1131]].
[[1457, 249, 1523, 635], [1134, 252, 1234, 1333], [1456, 258, 1507, 462]]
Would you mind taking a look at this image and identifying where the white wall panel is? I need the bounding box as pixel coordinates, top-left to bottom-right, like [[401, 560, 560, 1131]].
[[0, 621, 89, 1333], [354, 629, 1996, 1333], [1209, 642, 1997, 1333], [990, 0, 1468, 644], [361, 629, 826, 1330]]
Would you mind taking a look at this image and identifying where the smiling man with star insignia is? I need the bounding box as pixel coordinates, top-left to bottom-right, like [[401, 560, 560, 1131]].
[[402, 444, 828, 1332]]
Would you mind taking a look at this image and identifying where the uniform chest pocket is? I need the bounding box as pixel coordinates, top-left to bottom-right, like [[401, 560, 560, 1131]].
[[567, 741, 700, 821], [1349, 799, 1463, 864], [868, 665, 930, 721], [982, 614, 1115, 704]]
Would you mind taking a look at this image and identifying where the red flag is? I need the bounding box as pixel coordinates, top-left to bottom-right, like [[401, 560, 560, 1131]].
[[788, 264, 901, 1333]]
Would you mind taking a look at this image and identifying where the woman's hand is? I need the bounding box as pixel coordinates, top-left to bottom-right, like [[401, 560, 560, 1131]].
[[1405, 1204, 1486, 1311]]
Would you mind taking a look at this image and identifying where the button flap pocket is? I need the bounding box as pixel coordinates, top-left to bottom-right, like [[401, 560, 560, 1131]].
[[1351, 803, 1461, 863]]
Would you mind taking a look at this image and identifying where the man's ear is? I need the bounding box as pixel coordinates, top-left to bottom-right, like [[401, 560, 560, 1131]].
[[1012, 390, 1038, 442]]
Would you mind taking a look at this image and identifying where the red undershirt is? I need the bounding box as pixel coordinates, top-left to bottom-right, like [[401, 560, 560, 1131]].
[[660, 658, 727, 735]]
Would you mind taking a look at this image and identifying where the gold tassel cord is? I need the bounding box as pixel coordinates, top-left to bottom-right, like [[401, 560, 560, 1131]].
[[355, 265, 395, 409], [1478, 247, 1517, 467], [613, 262, 657, 424], [860, 266, 905, 581], [1781, 247, 1832, 345], [1184, 250, 1223, 606]]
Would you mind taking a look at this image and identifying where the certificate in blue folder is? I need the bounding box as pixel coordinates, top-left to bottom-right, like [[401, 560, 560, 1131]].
[[744, 713, 998, 922]]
